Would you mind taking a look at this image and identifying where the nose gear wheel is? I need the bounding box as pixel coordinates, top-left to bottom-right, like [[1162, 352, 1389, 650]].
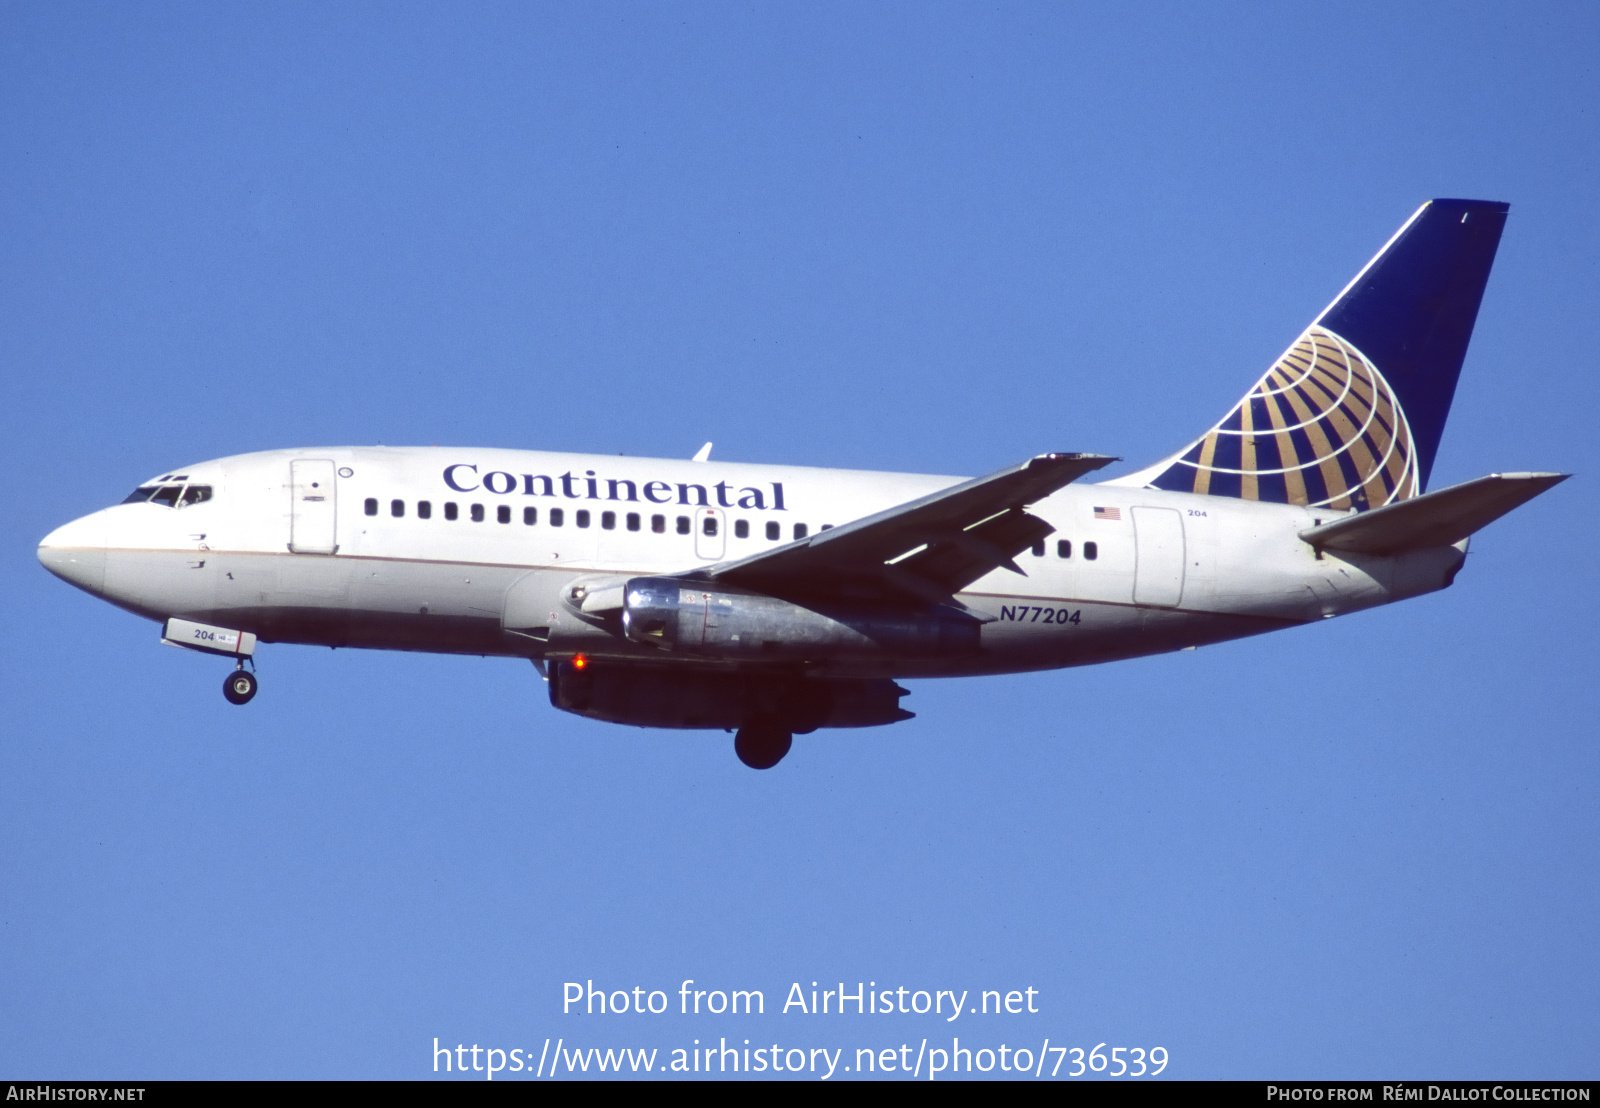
[[223, 668, 258, 705]]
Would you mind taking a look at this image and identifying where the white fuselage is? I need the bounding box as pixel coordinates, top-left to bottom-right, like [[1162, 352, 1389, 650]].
[[38, 446, 1467, 680]]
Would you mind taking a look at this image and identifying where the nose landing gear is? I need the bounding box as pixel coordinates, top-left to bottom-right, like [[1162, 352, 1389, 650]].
[[223, 664, 258, 705], [159, 619, 260, 705], [734, 719, 792, 769]]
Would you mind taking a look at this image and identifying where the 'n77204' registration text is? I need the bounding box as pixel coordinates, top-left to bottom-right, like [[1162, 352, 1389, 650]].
[[998, 606, 1080, 624]]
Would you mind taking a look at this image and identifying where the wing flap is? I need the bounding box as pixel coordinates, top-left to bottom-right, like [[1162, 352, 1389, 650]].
[[889, 508, 1053, 590], [1299, 472, 1568, 555]]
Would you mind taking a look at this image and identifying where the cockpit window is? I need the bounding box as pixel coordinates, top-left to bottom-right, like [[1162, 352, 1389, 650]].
[[122, 483, 212, 508]]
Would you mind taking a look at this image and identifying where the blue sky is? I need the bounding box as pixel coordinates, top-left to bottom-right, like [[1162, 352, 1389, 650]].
[[2, 1, 1596, 1080]]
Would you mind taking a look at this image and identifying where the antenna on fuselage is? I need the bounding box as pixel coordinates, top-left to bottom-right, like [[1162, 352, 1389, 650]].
[[691, 442, 713, 463]]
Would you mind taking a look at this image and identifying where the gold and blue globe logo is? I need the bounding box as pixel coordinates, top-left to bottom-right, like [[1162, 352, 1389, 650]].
[[1148, 325, 1419, 511]]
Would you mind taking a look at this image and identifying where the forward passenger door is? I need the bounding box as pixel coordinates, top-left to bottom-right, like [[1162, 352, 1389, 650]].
[[289, 459, 339, 555]]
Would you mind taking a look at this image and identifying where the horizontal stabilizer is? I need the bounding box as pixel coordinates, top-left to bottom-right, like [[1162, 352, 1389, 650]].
[[1299, 472, 1568, 555]]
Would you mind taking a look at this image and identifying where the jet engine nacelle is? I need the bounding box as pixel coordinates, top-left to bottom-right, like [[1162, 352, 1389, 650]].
[[548, 659, 913, 731], [619, 577, 979, 660]]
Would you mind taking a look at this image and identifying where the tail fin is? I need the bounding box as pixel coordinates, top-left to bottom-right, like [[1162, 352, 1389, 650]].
[[1119, 199, 1509, 511]]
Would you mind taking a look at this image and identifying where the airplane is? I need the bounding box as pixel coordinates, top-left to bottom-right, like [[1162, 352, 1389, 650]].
[[37, 198, 1567, 769]]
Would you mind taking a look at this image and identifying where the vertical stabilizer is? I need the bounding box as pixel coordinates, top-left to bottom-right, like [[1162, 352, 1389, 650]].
[[1117, 200, 1509, 511]]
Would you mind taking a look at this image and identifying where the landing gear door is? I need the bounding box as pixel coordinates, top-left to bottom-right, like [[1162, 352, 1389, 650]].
[[694, 508, 725, 561], [289, 459, 339, 555]]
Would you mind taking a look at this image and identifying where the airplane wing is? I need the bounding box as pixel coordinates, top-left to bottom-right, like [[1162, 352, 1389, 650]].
[[693, 452, 1116, 608]]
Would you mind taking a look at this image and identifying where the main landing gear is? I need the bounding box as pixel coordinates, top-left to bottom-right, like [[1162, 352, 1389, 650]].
[[223, 662, 258, 705], [734, 719, 792, 770]]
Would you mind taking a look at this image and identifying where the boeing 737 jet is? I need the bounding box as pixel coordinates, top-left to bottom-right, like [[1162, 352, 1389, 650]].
[[38, 199, 1565, 767]]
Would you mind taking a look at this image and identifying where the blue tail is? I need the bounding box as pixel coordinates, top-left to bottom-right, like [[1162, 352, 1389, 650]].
[[1127, 199, 1509, 511]]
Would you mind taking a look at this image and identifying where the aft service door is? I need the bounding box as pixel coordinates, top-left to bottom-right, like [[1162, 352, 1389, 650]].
[[694, 508, 725, 560], [289, 459, 339, 554], [1132, 506, 1185, 607]]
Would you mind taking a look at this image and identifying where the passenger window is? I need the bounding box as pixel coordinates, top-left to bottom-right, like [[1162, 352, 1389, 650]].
[[391, 499, 405, 518], [766, 521, 780, 541], [734, 519, 749, 539], [1031, 541, 1045, 557], [444, 502, 458, 521], [794, 523, 808, 539], [418, 501, 432, 519], [551, 508, 564, 526], [702, 516, 718, 537], [576, 509, 591, 528], [523, 506, 537, 525], [1084, 541, 1098, 561], [676, 516, 690, 535], [497, 505, 511, 524], [179, 485, 212, 507], [820, 523, 832, 531], [601, 511, 616, 530], [470, 504, 485, 522], [1057, 539, 1072, 559], [364, 498, 378, 516], [121, 486, 159, 504], [626, 512, 640, 532], [651, 514, 665, 533]]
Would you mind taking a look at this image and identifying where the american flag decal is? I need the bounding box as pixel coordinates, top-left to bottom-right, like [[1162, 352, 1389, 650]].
[[1093, 506, 1121, 521]]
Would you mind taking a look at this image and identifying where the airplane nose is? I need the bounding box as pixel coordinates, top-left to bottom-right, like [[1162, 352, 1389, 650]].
[[38, 511, 109, 597]]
